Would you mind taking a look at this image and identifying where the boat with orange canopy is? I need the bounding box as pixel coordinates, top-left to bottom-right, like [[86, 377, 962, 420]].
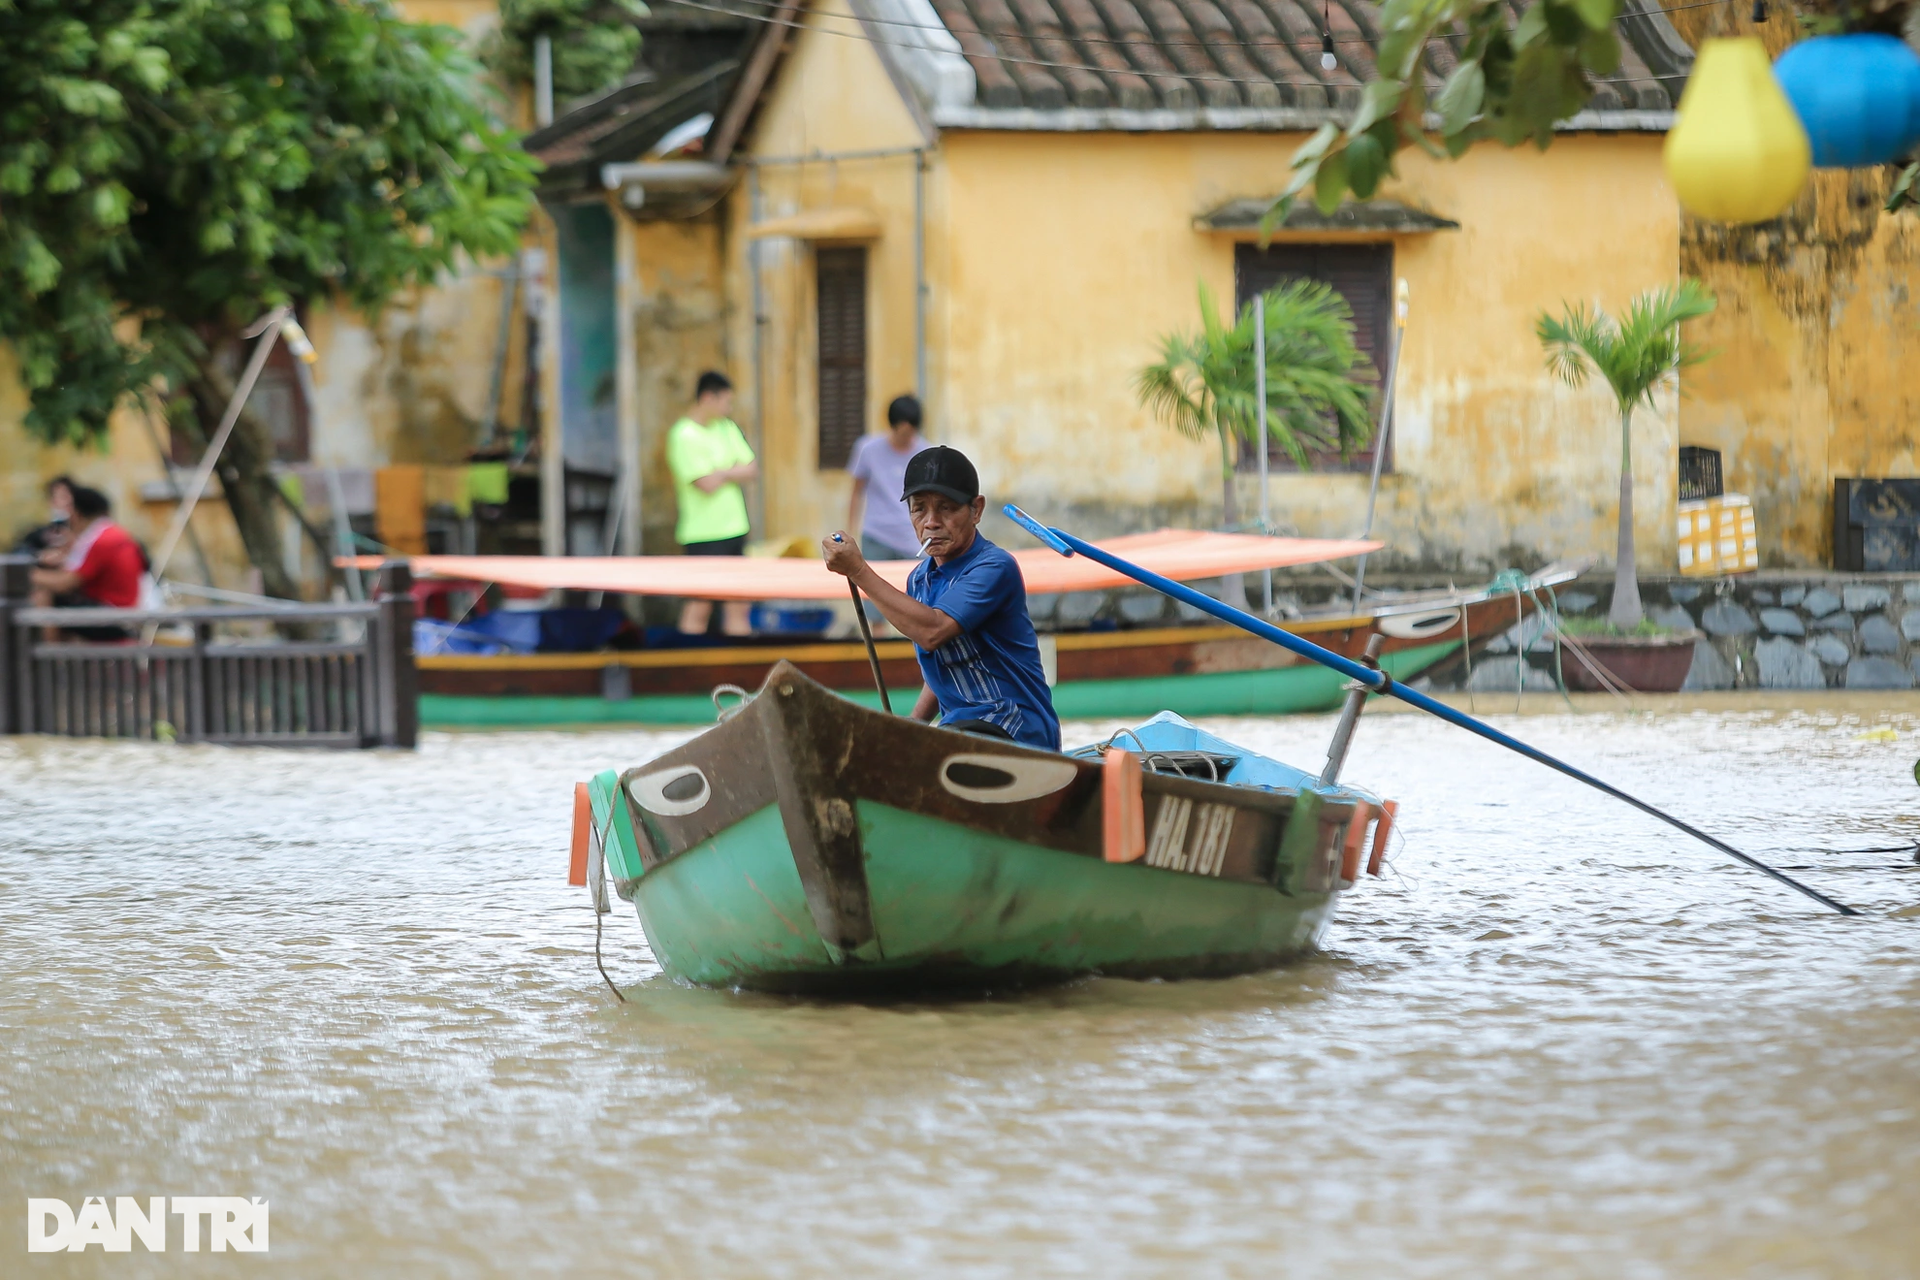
[[346, 531, 1572, 726]]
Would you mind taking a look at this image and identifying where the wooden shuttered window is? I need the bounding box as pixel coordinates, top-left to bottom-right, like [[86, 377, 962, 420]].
[[170, 336, 311, 465], [1234, 243, 1391, 474], [815, 246, 868, 469]]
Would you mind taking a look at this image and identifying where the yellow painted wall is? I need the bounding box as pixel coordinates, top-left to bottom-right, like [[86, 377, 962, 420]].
[[624, 216, 732, 554], [729, 5, 1683, 575], [725, 0, 928, 546], [930, 131, 1678, 574], [399, 0, 497, 31], [303, 266, 528, 470], [1663, 7, 1920, 567], [1679, 173, 1920, 565], [1675, 169, 1920, 573]]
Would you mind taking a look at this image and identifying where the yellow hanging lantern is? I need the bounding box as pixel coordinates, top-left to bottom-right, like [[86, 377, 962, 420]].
[[1664, 36, 1811, 224]]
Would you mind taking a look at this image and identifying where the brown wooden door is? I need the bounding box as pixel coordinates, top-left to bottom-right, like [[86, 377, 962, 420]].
[[1234, 243, 1391, 474], [816, 246, 868, 469]]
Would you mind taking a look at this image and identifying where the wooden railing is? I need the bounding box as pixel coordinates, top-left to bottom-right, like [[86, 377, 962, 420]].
[[0, 559, 417, 749]]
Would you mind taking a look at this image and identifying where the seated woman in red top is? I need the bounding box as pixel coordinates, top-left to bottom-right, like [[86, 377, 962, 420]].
[[30, 486, 146, 639]]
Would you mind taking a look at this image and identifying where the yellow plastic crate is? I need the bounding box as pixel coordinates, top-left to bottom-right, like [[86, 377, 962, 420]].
[[1677, 493, 1759, 576]]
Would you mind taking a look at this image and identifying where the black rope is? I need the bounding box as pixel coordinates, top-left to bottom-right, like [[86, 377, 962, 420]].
[[594, 904, 624, 1002], [589, 802, 627, 1003]]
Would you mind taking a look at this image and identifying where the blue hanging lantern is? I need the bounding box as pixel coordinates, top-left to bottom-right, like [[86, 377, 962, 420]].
[[1774, 34, 1920, 168]]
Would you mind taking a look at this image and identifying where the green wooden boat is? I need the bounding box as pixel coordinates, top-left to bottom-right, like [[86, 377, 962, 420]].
[[576, 662, 1392, 993]]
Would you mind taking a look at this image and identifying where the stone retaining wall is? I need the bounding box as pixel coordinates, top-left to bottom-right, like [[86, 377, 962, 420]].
[[1027, 570, 1917, 694], [1445, 574, 1918, 693]]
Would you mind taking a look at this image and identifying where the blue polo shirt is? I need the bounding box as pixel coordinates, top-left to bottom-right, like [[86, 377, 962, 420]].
[[907, 534, 1060, 751]]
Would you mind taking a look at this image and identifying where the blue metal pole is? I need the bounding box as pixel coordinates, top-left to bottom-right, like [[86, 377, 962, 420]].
[[1003, 504, 1856, 916]]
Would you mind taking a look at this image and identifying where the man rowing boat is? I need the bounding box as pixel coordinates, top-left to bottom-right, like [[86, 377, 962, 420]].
[[822, 446, 1060, 751]]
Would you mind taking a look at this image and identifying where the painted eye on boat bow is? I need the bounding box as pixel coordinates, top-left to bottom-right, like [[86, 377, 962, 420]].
[[1376, 608, 1460, 640], [938, 753, 1081, 804], [628, 765, 711, 816]]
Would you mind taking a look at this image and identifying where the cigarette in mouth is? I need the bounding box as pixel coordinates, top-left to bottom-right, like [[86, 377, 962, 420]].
[[917, 536, 933, 556]]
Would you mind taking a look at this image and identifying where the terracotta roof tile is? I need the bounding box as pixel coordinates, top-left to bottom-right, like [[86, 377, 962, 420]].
[[909, 0, 1683, 115]]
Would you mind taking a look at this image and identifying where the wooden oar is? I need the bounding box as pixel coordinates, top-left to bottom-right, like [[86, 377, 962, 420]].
[[832, 533, 892, 715], [1003, 504, 1857, 917]]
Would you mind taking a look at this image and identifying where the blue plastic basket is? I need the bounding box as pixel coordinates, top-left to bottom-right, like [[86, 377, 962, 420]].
[[750, 605, 835, 636]]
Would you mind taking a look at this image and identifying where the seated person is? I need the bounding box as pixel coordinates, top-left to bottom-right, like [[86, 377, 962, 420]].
[[12, 475, 76, 559], [30, 486, 145, 639], [822, 446, 1060, 751]]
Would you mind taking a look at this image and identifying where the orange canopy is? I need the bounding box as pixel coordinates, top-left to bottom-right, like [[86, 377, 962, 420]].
[[345, 530, 1380, 601]]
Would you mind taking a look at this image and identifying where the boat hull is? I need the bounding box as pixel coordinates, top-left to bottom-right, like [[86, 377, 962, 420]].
[[628, 800, 1337, 991], [594, 664, 1363, 992]]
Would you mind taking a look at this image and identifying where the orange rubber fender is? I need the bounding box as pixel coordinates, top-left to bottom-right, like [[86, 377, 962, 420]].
[[1366, 800, 1398, 877], [568, 781, 592, 886], [1340, 804, 1371, 885], [1102, 749, 1145, 863]]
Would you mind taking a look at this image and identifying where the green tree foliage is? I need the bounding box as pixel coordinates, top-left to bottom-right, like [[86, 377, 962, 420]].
[[0, 0, 171, 443], [1536, 280, 1716, 630], [1277, 0, 1631, 218], [1136, 281, 1374, 530], [489, 0, 648, 106], [0, 0, 538, 596]]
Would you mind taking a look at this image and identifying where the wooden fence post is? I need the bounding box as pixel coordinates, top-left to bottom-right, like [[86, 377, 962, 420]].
[[374, 560, 418, 748], [188, 621, 211, 742], [0, 557, 31, 735]]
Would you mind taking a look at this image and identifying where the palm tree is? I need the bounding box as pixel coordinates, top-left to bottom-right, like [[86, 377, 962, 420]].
[[1536, 280, 1716, 631], [1136, 281, 1374, 532]]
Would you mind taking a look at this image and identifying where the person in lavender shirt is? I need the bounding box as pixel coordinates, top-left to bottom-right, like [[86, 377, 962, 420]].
[[845, 395, 931, 628]]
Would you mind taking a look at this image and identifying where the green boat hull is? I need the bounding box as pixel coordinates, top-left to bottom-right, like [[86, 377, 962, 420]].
[[429, 638, 1456, 728], [586, 663, 1368, 993], [625, 800, 1336, 990]]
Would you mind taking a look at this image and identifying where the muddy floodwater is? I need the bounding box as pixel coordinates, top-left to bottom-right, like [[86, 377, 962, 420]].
[[3, 699, 1918, 1278]]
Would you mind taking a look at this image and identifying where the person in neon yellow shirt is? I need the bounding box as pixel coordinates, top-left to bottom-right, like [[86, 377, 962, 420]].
[[668, 371, 758, 636]]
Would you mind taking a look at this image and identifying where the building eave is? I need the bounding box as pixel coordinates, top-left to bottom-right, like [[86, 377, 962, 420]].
[[1198, 197, 1461, 237], [928, 105, 1675, 134]]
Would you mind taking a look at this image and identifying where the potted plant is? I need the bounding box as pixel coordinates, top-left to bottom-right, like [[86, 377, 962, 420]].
[[1551, 616, 1704, 693], [1536, 281, 1715, 691]]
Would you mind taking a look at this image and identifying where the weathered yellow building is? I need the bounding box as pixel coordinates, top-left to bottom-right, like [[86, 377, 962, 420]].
[[587, 0, 1690, 577]]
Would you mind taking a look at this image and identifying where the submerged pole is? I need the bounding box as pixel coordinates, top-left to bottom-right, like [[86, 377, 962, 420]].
[[1320, 634, 1386, 786], [1003, 504, 1856, 917]]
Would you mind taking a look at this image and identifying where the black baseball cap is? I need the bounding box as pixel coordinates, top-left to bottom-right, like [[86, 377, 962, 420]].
[[901, 445, 979, 504]]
